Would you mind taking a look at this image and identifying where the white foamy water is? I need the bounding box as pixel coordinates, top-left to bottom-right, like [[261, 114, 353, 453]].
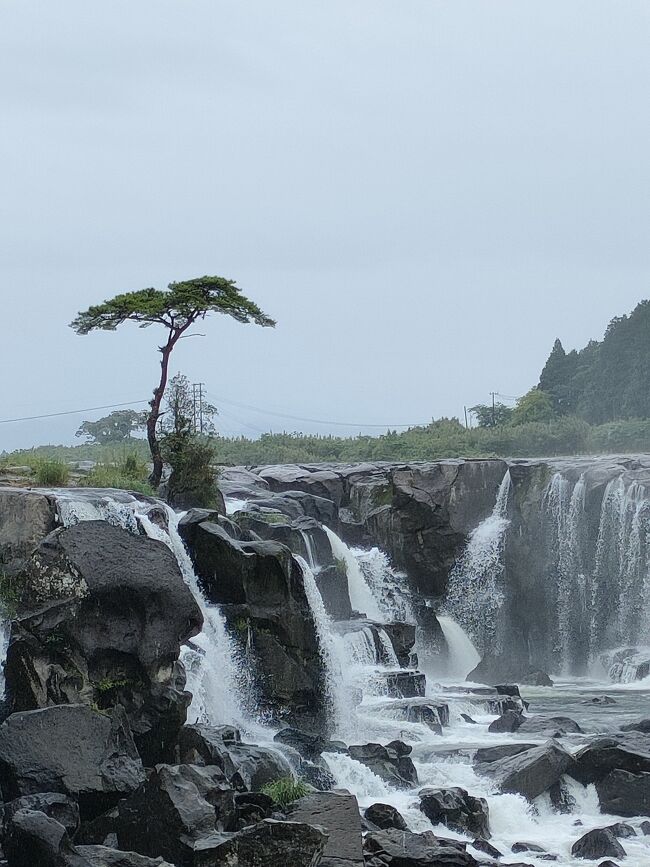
[[438, 615, 481, 679], [324, 526, 384, 621]]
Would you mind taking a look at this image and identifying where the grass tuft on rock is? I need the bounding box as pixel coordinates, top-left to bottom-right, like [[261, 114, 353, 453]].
[[261, 777, 310, 807], [35, 459, 70, 487]]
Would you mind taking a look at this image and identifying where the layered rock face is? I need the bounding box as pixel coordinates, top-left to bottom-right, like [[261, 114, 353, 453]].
[[178, 511, 327, 730], [220, 460, 508, 596]]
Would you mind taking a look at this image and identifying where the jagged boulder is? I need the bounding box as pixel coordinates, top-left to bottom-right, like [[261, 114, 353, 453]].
[[0, 705, 145, 819], [516, 716, 582, 737], [474, 740, 573, 801], [380, 671, 426, 698], [488, 710, 524, 733], [315, 563, 353, 619], [418, 788, 490, 839], [570, 828, 626, 860], [177, 724, 292, 790], [473, 743, 536, 765], [3, 792, 80, 838], [467, 654, 553, 687], [571, 733, 650, 784], [0, 488, 57, 574], [287, 792, 364, 865], [2, 809, 82, 867], [348, 741, 418, 789], [364, 803, 409, 831], [620, 718, 650, 734], [595, 769, 650, 817], [192, 819, 327, 867], [180, 520, 325, 727], [116, 764, 234, 865], [77, 848, 176, 867], [363, 828, 478, 866], [6, 521, 203, 764], [382, 624, 417, 668]]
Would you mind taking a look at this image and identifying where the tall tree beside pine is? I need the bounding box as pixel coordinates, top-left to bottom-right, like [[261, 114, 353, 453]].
[[70, 276, 275, 486]]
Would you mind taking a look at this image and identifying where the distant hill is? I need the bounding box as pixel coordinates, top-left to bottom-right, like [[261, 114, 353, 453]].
[[539, 300, 650, 424]]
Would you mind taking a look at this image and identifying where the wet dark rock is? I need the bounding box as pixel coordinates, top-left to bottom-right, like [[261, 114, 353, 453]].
[[0, 705, 144, 820], [474, 740, 573, 801], [381, 671, 426, 698], [570, 828, 626, 860], [178, 508, 238, 543], [0, 488, 57, 574], [488, 710, 524, 733], [571, 733, 650, 785], [115, 763, 233, 865], [486, 696, 527, 715], [176, 724, 292, 790], [287, 791, 364, 865], [521, 670, 554, 686], [2, 809, 80, 867], [365, 803, 409, 831], [403, 702, 448, 733], [460, 713, 477, 724], [192, 818, 327, 867], [620, 718, 650, 734], [494, 684, 521, 698], [471, 838, 503, 859], [348, 742, 418, 789], [180, 520, 325, 727], [512, 842, 547, 853], [595, 769, 650, 817], [6, 520, 203, 763], [3, 792, 80, 838], [582, 696, 616, 706], [473, 744, 537, 765], [273, 727, 327, 760], [549, 780, 577, 813], [231, 792, 275, 830], [363, 827, 479, 866], [78, 847, 176, 866], [604, 822, 636, 839], [516, 716, 582, 737], [641, 819, 650, 834], [382, 624, 417, 668], [418, 787, 490, 839]]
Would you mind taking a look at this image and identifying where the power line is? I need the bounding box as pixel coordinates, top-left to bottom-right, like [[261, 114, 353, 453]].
[[208, 392, 430, 429], [0, 399, 149, 426]]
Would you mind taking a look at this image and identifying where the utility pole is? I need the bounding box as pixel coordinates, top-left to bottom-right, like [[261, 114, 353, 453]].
[[192, 382, 206, 434], [463, 406, 469, 429], [490, 391, 497, 427]]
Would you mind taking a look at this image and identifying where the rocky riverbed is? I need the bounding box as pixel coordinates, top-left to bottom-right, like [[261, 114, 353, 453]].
[[0, 457, 649, 865]]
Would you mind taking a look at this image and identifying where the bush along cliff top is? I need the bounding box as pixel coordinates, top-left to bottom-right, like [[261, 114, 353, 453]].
[[70, 275, 275, 487]]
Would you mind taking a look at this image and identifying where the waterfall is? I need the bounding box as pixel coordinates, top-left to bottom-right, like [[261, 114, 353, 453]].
[[542, 473, 588, 672], [444, 471, 511, 653], [299, 529, 317, 570], [54, 491, 260, 735], [324, 527, 383, 621], [134, 504, 259, 734], [353, 546, 415, 623], [296, 555, 350, 736], [438, 615, 481, 680]]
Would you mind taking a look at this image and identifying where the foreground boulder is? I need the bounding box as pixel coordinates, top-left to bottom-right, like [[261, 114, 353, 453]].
[[6, 520, 203, 764], [570, 828, 626, 860], [3, 791, 80, 837], [0, 488, 57, 574], [3, 809, 81, 867], [348, 742, 418, 788], [363, 828, 478, 866], [288, 791, 364, 865], [177, 724, 292, 790], [474, 740, 573, 800], [419, 788, 490, 839], [571, 733, 650, 785], [77, 847, 176, 866], [595, 769, 650, 817], [192, 819, 327, 867], [180, 520, 325, 728], [0, 705, 145, 819], [365, 803, 408, 831]]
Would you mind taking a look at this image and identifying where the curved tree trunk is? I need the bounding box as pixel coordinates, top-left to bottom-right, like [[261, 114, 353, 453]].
[[147, 333, 178, 487]]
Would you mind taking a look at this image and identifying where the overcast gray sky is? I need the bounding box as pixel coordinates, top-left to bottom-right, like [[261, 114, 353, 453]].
[[1, 1, 649, 452]]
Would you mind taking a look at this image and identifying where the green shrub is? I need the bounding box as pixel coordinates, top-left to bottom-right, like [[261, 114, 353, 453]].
[[80, 466, 153, 495], [261, 777, 310, 807], [0, 573, 21, 616], [162, 433, 218, 508], [35, 459, 70, 487]]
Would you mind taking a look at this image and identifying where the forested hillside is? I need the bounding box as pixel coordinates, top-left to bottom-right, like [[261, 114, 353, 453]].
[[539, 300, 650, 423]]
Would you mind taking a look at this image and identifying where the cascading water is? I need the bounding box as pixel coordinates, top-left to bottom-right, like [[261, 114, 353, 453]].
[[353, 546, 415, 623], [438, 615, 481, 680], [55, 490, 260, 735], [444, 471, 511, 654], [324, 526, 383, 621]]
